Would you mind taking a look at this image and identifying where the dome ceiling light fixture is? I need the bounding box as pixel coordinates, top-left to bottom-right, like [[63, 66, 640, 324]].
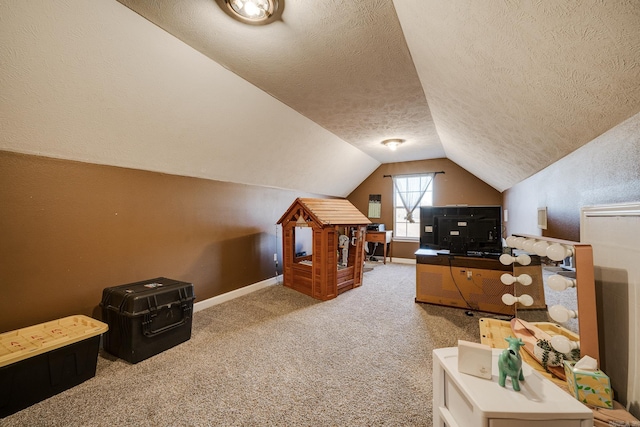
[[218, 0, 282, 25], [381, 138, 405, 151]]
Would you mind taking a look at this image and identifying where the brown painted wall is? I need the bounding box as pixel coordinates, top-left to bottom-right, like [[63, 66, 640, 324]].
[[347, 158, 503, 259], [0, 151, 317, 332]]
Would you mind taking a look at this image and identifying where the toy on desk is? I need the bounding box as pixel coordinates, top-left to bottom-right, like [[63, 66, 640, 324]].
[[498, 336, 525, 391], [338, 234, 350, 266]]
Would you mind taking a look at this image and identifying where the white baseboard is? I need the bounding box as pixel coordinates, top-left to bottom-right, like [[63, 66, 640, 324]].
[[391, 257, 416, 265], [193, 257, 415, 313], [194, 275, 282, 313]]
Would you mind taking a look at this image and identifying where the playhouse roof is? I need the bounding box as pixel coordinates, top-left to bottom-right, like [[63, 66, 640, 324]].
[[277, 198, 371, 227]]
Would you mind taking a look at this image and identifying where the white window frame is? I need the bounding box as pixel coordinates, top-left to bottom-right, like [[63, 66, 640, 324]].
[[393, 174, 433, 241]]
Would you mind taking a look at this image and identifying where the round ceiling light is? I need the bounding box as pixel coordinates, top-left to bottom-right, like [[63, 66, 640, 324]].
[[381, 138, 405, 151], [221, 0, 281, 25]]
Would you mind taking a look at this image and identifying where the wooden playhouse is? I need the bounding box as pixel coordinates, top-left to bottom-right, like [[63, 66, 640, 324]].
[[277, 198, 370, 300]]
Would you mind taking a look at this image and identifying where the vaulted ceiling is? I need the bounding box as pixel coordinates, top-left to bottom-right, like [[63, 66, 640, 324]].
[[116, 0, 640, 192]]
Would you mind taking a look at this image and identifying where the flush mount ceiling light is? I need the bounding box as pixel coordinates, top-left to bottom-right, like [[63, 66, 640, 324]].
[[381, 139, 405, 151], [218, 0, 282, 25]]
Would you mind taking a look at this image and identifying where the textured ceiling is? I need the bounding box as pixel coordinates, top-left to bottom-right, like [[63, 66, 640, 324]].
[[117, 0, 444, 166], [117, 0, 640, 191], [394, 0, 640, 190]]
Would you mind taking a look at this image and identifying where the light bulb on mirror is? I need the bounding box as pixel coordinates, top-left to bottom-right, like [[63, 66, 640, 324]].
[[546, 243, 575, 262], [499, 253, 532, 266], [514, 236, 526, 249], [501, 293, 534, 307], [550, 335, 580, 354], [533, 240, 551, 257], [547, 274, 576, 291], [501, 273, 533, 286], [522, 239, 537, 253], [505, 235, 519, 248], [548, 305, 578, 323]]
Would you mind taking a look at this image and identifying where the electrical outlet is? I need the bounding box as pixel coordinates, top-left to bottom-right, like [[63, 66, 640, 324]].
[[467, 270, 472, 279], [273, 253, 278, 262]]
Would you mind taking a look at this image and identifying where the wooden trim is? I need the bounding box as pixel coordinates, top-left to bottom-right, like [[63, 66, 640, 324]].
[[514, 233, 599, 361]]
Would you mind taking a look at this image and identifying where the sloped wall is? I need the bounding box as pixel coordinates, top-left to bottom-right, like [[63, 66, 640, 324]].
[[0, 0, 378, 198], [504, 112, 640, 416], [504, 112, 640, 240]]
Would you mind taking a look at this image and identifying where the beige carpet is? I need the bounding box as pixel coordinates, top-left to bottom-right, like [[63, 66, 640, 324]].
[[2, 263, 489, 426]]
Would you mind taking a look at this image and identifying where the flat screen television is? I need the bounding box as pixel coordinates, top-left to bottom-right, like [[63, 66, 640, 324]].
[[420, 205, 503, 256]]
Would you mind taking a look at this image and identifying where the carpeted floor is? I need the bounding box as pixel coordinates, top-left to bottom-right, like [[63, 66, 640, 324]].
[[2, 263, 493, 426]]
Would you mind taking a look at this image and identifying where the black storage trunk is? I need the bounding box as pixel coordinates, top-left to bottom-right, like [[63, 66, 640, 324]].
[[0, 315, 107, 418], [0, 336, 101, 418], [100, 277, 195, 364]]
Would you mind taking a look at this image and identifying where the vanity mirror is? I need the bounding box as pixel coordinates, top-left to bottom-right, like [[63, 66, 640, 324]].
[[504, 234, 599, 361]]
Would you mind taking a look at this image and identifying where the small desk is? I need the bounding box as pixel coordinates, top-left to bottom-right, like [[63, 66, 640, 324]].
[[365, 230, 393, 264]]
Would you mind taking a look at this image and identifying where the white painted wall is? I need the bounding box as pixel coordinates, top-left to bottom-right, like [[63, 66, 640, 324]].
[[581, 204, 640, 415], [0, 0, 379, 197]]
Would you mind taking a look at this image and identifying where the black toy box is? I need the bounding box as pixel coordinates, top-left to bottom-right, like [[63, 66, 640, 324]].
[[0, 315, 107, 418], [100, 277, 195, 364]]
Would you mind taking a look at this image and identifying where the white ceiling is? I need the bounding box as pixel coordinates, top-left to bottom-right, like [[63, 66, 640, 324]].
[[115, 0, 640, 192], [1, 0, 380, 198], [2, 1, 638, 196]]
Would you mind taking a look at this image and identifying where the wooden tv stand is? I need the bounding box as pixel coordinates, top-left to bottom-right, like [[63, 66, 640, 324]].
[[415, 249, 545, 315]]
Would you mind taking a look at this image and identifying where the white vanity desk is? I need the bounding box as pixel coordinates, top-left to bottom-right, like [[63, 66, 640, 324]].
[[433, 347, 593, 427]]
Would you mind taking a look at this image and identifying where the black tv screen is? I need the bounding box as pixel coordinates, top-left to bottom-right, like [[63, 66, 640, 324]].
[[420, 205, 503, 255]]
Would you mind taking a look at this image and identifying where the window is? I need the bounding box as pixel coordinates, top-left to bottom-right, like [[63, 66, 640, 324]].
[[393, 174, 434, 239]]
